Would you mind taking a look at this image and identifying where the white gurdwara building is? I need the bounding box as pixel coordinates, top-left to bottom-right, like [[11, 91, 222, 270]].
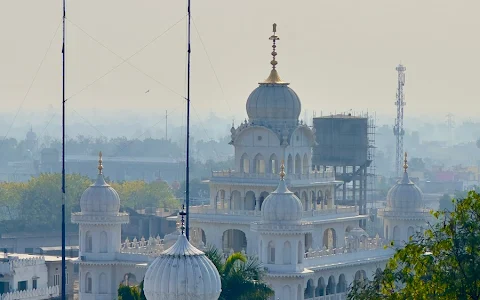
[[72, 25, 428, 300]]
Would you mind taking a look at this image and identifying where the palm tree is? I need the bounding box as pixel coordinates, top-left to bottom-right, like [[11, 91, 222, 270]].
[[205, 246, 274, 300]]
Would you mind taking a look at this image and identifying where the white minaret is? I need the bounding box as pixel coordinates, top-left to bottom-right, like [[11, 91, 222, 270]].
[[72, 152, 129, 300], [379, 152, 428, 245], [251, 163, 313, 300]]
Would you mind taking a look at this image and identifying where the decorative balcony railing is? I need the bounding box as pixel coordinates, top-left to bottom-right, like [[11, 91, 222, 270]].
[[211, 170, 335, 181], [304, 235, 386, 260], [1, 286, 59, 300], [190, 205, 357, 218]]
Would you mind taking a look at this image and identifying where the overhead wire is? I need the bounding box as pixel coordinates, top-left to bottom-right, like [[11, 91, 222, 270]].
[[191, 17, 232, 115], [0, 20, 62, 158], [65, 15, 187, 102]]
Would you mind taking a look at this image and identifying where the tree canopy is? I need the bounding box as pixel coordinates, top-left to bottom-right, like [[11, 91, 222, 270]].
[[0, 173, 179, 233], [205, 247, 274, 300], [348, 191, 480, 300]]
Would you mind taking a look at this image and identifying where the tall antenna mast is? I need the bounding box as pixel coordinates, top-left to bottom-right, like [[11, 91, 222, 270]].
[[165, 110, 168, 140], [61, 0, 67, 297], [393, 64, 406, 177], [185, 0, 191, 239]]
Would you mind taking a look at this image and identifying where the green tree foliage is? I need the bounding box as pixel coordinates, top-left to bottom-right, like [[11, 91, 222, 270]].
[[0, 174, 179, 233], [18, 173, 91, 232], [111, 180, 179, 210], [205, 247, 274, 300], [348, 191, 480, 300], [118, 284, 141, 300]]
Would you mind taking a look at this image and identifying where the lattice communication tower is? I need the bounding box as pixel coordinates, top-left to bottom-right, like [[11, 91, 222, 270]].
[[393, 64, 406, 177]]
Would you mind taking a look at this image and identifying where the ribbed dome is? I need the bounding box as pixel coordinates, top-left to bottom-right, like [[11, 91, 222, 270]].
[[246, 74, 301, 127], [261, 176, 303, 222], [144, 234, 221, 300], [386, 171, 424, 211], [79, 174, 121, 215]]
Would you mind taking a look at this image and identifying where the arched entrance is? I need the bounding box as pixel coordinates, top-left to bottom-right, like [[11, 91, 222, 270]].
[[121, 273, 137, 286], [222, 229, 247, 253], [258, 191, 269, 210], [287, 154, 293, 174], [231, 190, 242, 210], [253, 153, 265, 174], [240, 153, 249, 173], [191, 227, 207, 247], [323, 228, 337, 249], [245, 191, 255, 210], [269, 153, 278, 174]]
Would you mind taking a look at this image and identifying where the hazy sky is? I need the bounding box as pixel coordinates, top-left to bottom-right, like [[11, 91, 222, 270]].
[[2, 0, 480, 129]]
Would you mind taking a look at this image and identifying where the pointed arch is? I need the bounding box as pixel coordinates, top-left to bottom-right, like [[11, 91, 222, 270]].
[[85, 272, 92, 293], [240, 153, 249, 173], [282, 285, 292, 300], [259, 191, 269, 211], [287, 154, 293, 174], [85, 231, 92, 253], [315, 277, 325, 296], [295, 153, 302, 174], [304, 279, 314, 299], [326, 275, 336, 295], [267, 241, 275, 264], [253, 153, 265, 174], [337, 274, 347, 293], [269, 153, 278, 174], [244, 191, 256, 211], [393, 226, 400, 242], [323, 228, 337, 249]]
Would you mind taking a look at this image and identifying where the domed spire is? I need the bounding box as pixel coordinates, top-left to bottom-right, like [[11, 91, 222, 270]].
[[403, 152, 408, 173], [261, 23, 288, 85], [143, 205, 222, 300], [261, 161, 303, 222]]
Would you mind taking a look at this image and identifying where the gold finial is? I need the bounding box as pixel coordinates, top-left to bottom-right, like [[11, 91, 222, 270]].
[[280, 160, 286, 180], [261, 24, 287, 85], [98, 151, 103, 174], [403, 152, 408, 173], [269, 23, 280, 70]]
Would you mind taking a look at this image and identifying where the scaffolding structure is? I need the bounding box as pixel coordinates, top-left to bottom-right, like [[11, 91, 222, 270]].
[[312, 112, 377, 229]]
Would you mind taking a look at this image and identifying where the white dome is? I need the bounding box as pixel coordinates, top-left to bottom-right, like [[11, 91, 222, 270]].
[[79, 174, 121, 215], [144, 234, 221, 300], [261, 176, 303, 222], [386, 171, 423, 212]]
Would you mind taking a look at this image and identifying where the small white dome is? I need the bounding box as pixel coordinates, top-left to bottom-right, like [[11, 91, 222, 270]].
[[79, 174, 120, 215], [386, 171, 423, 211], [261, 176, 303, 222], [144, 234, 221, 300]]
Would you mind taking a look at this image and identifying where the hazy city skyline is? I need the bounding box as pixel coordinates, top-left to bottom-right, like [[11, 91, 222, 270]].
[[2, 0, 479, 131]]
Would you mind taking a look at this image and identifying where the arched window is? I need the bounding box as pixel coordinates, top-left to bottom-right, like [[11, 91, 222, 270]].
[[295, 154, 302, 174], [269, 154, 278, 174], [85, 272, 92, 293], [85, 231, 92, 253], [408, 226, 415, 239], [240, 153, 249, 173], [267, 241, 275, 264], [253, 153, 265, 174], [100, 231, 108, 253], [282, 285, 292, 300], [287, 154, 293, 174], [99, 273, 107, 294], [303, 153, 309, 174], [297, 241, 303, 263], [323, 228, 337, 249], [283, 241, 291, 264]]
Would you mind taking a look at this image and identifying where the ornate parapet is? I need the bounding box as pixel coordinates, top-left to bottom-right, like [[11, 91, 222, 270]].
[[1, 286, 59, 300], [71, 212, 129, 224], [120, 236, 165, 257], [305, 235, 386, 260]]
